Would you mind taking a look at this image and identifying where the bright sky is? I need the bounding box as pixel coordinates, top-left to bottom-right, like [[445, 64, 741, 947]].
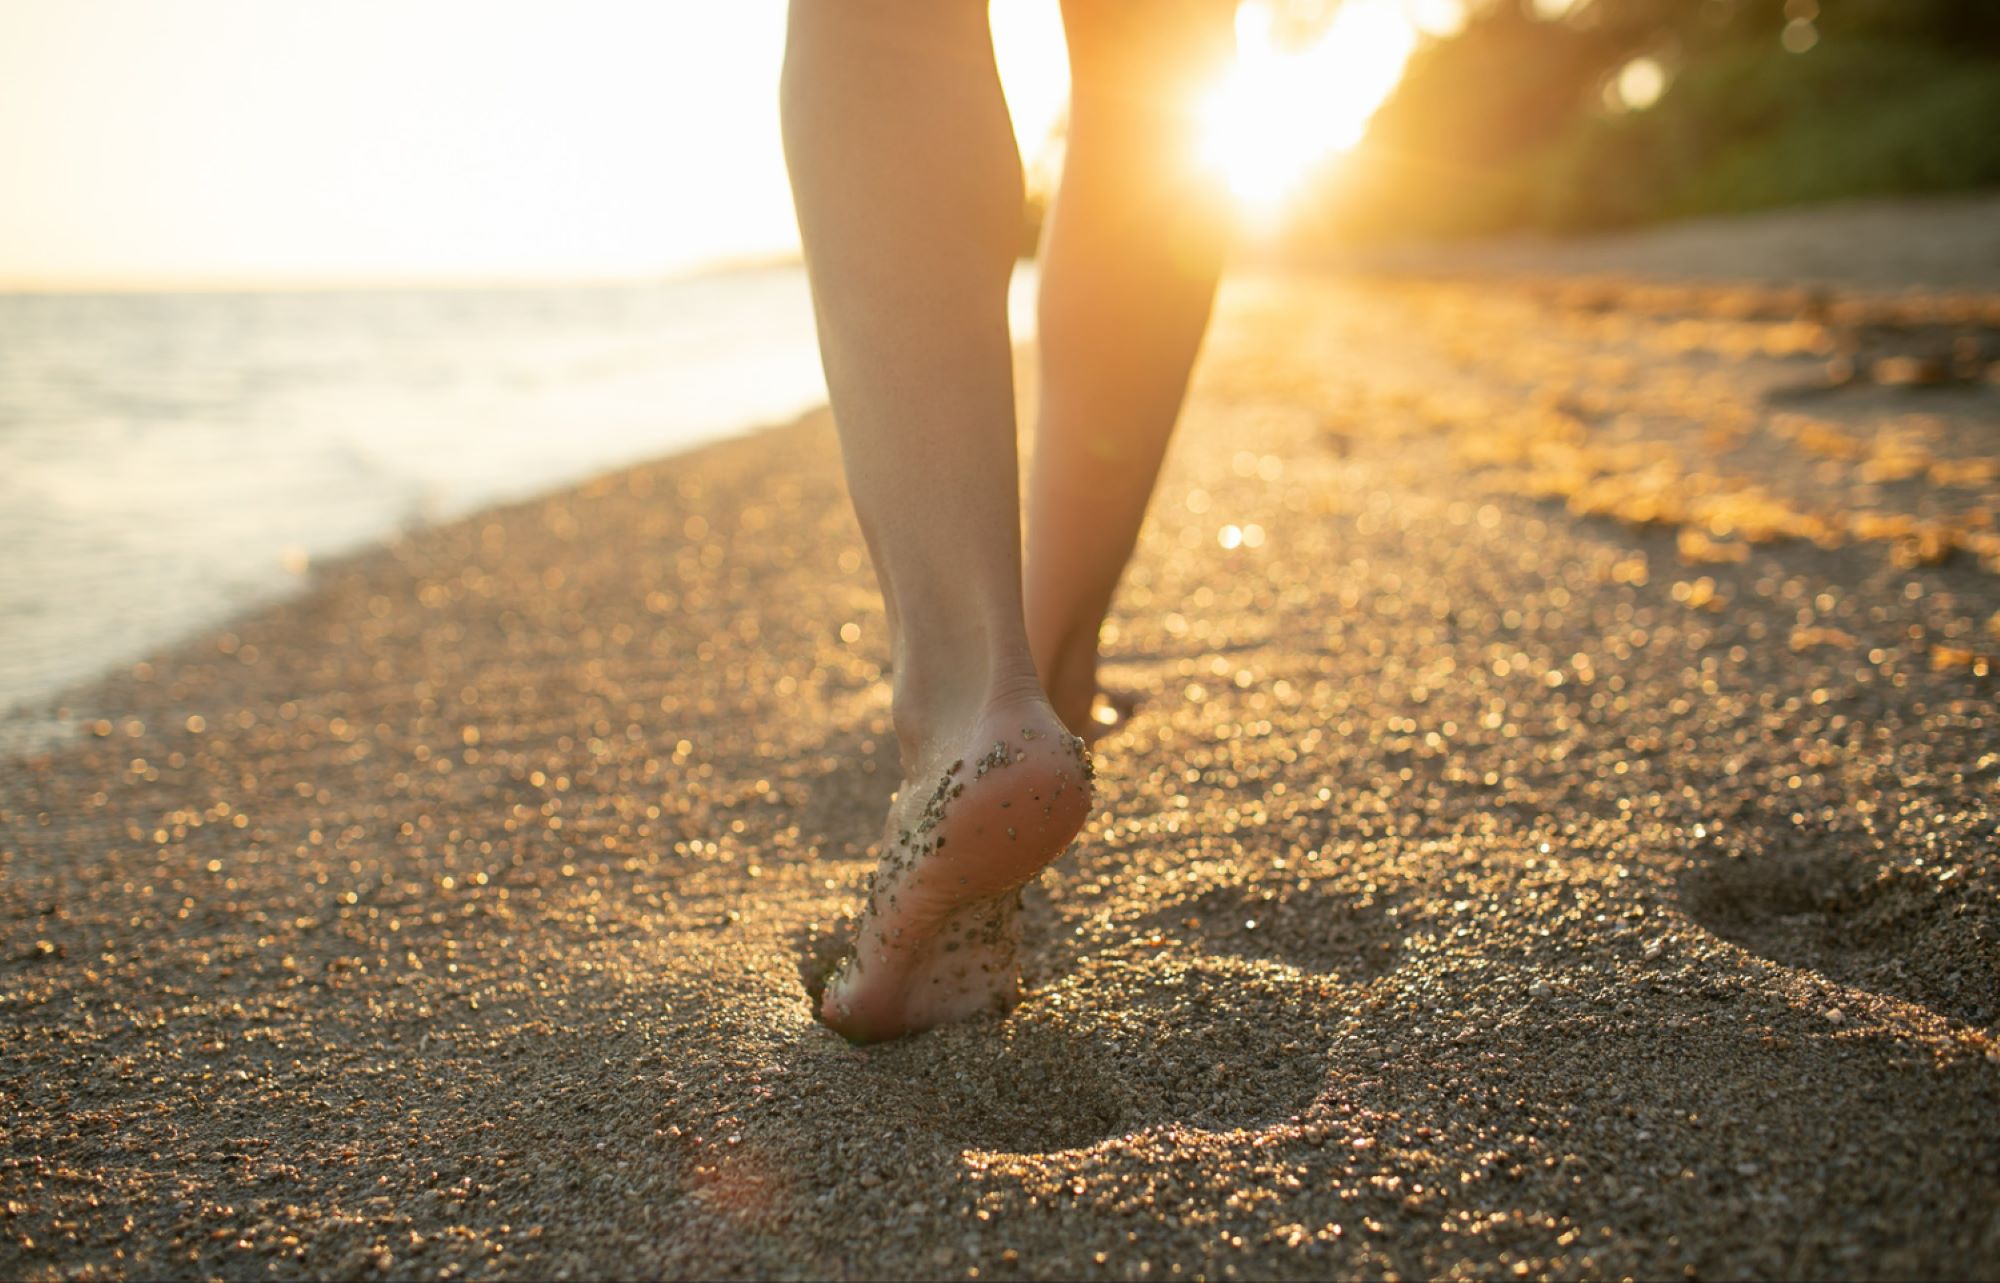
[[0, 0, 1436, 289]]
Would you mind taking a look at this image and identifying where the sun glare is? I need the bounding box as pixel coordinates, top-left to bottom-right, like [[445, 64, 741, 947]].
[[1198, 0, 1424, 220]]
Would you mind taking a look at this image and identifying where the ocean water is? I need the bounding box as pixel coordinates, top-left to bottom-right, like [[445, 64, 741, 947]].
[[0, 264, 1040, 728]]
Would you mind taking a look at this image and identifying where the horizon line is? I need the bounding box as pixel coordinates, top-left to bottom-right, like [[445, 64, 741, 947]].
[[0, 250, 809, 296]]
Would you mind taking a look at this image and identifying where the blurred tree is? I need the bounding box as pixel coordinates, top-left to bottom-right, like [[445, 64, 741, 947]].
[[1290, 0, 2000, 242]]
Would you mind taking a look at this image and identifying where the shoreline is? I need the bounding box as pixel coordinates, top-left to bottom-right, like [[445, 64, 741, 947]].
[[0, 408, 830, 763], [0, 265, 1048, 742]]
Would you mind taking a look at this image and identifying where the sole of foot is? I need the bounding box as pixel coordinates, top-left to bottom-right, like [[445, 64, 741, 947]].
[[819, 698, 1093, 1042]]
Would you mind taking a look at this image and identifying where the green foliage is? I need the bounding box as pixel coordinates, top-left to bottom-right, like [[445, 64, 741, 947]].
[[1675, 54, 2000, 215], [1533, 41, 2000, 230], [1301, 0, 2000, 242]]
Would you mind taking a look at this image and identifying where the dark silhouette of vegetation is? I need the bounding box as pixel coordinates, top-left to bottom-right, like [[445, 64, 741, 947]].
[[1296, 0, 2000, 241]]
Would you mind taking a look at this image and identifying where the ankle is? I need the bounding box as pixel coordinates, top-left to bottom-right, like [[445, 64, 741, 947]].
[[1034, 604, 1100, 676], [889, 647, 1046, 766]]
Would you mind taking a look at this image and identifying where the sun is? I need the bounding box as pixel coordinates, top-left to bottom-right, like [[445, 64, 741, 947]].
[[1198, 0, 1423, 220]]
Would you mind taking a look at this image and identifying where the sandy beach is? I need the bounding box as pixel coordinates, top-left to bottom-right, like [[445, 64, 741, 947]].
[[4, 198, 1999, 1280]]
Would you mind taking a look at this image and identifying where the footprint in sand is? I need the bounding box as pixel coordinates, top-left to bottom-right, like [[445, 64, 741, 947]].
[[1681, 840, 1999, 1028], [809, 882, 1416, 1154], [1134, 881, 1412, 984], [974, 881, 1417, 1141], [849, 1017, 1138, 1155], [860, 969, 1357, 1152]]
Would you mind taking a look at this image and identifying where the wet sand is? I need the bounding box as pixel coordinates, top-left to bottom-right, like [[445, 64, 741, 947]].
[[5, 200, 2000, 1279]]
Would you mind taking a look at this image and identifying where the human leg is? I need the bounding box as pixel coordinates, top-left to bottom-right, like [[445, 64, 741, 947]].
[[1025, 0, 1235, 735], [781, 0, 1092, 1040]]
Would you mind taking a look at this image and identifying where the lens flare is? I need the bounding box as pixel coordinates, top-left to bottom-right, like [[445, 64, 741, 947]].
[[1198, 0, 1422, 220]]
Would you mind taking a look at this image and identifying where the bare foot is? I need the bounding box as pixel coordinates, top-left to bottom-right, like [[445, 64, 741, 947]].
[[819, 697, 1092, 1042]]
